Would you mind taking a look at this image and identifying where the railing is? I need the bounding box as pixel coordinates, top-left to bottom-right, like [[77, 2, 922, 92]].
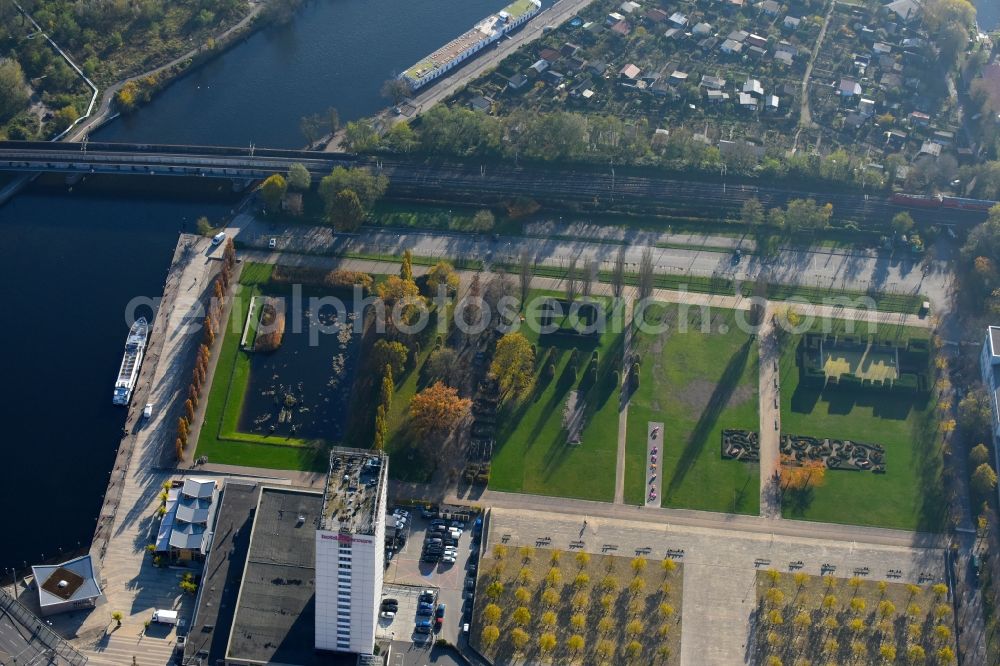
[[0, 588, 89, 665]]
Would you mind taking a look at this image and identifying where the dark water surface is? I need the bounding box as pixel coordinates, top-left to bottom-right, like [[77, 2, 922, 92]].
[[96, 0, 516, 147], [0, 188, 232, 567], [4, 0, 531, 567]]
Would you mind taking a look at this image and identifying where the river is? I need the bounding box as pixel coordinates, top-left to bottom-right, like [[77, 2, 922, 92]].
[[976, 0, 999, 32], [0, 0, 525, 568]]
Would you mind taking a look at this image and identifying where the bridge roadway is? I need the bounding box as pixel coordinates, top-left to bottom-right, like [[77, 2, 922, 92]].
[[0, 140, 986, 226]]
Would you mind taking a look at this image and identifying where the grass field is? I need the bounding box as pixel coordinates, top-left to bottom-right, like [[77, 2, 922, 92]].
[[193, 263, 329, 471], [779, 323, 944, 531], [489, 293, 625, 501], [624, 305, 760, 513]]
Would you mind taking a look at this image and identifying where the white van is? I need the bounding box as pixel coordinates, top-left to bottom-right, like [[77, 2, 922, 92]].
[[152, 609, 179, 625], [211, 231, 227, 246]]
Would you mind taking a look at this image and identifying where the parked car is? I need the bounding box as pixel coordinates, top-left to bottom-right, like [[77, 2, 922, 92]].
[[380, 611, 395, 619], [435, 604, 446, 619], [442, 555, 456, 564]]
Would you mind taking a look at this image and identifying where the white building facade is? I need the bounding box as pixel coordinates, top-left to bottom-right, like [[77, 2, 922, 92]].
[[315, 450, 388, 655]]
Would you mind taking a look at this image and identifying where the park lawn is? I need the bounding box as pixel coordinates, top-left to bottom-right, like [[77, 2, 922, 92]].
[[489, 293, 624, 501], [624, 305, 760, 513], [193, 262, 329, 472], [778, 323, 944, 531]]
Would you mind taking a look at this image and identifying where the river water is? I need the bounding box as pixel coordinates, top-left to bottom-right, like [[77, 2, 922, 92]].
[[0, 0, 523, 567], [976, 0, 999, 31]]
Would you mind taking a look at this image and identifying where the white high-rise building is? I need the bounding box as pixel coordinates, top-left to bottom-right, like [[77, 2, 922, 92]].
[[315, 448, 388, 655]]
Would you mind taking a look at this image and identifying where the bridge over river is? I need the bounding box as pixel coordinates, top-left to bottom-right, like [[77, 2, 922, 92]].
[[0, 140, 987, 227]]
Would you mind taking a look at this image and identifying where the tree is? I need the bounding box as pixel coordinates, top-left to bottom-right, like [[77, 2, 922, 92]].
[[541, 588, 559, 606], [482, 601, 502, 624], [892, 211, 915, 236], [631, 556, 647, 573], [424, 348, 459, 387], [491, 332, 535, 400], [575, 552, 590, 568], [539, 632, 556, 654], [661, 558, 677, 575], [0, 58, 28, 122], [485, 580, 503, 598], [626, 619, 644, 636], [300, 113, 323, 145], [513, 606, 531, 626], [540, 610, 556, 628], [327, 189, 365, 230], [741, 197, 765, 227], [972, 462, 998, 495], [287, 163, 311, 191], [958, 391, 992, 439], [570, 612, 585, 630], [880, 644, 897, 662], [481, 624, 499, 647], [425, 261, 458, 296], [907, 644, 926, 662], [383, 121, 417, 153], [318, 166, 388, 217], [970, 443, 991, 467], [658, 602, 675, 618], [52, 104, 79, 132], [471, 209, 495, 232], [515, 586, 531, 604], [381, 78, 412, 105], [326, 106, 341, 135], [781, 457, 826, 492], [260, 174, 288, 211], [343, 119, 380, 152], [566, 634, 585, 654], [401, 250, 413, 282], [409, 381, 470, 436], [371, 340, 408, 377]]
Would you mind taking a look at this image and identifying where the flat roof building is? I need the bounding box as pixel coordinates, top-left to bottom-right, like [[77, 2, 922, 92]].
[[30, 555, 103, 617], [316, 449, 388, 655]]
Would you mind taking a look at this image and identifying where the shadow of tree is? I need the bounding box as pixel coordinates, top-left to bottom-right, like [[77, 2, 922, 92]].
[[666, 337, 752, 496]]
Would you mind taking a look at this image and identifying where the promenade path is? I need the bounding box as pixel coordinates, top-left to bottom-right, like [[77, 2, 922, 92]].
[[59, 236, 226, 666], [758, 303, 781, 519]]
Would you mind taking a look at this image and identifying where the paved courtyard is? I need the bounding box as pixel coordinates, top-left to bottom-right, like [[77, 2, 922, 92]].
[[485, 507, 946, 666]]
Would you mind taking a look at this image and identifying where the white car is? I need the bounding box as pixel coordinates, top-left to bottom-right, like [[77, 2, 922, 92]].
[[380, 610, 395, 619], [442, 555, 456, 564], [268, 237, 276, 249], [143, 403, 153, 418]]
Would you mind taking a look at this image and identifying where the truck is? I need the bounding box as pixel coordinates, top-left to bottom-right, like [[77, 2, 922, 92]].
[[152, 609, 179, 625]]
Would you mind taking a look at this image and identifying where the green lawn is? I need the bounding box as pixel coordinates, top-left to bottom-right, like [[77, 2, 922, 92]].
[[779, 323, 944, 531], [624, 305, 760, 513], [193, 262, 329, 472], [489, 293, 625, 501]]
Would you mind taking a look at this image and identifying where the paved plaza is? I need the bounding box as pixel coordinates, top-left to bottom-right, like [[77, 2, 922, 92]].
[[485, 507, 946, 666]]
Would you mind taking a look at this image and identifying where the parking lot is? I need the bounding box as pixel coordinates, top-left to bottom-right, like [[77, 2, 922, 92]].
[[379, 508, 482, 649]]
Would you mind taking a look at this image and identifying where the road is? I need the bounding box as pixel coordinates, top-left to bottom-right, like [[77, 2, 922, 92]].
[[240, 215, 953, 312]]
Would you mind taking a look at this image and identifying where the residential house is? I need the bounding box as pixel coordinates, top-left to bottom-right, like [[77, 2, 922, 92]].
[[645, 7, 668, 23], [610, 20, 631, 36], [566, 55, 587, 71], [561, 42, 581, 57], [783, 16, 801, 30], [747, 33, 768, 48], [886, 0, 921, 22], [765, 94, 780, 111], [620, 0, 641, 13], [738, 92, 758, 109], [569, 78, 592, 97], [839, 77, 862, 97], [748, 45, 768, 60], [774, 50, 794, 66], [932, 130, 954, 146], [844, 112, 867, 129], [760, 0, 781, 16], [881, 72, 903, 89], [873, 41, 892, 55], [543, 70, 564, 87], [917, 140, 941, 157], [652, 128, 670, 146], [701, 75, 727, 89], [620, 63, 641, 80], [721, 39, 744, 55], [858, 98, 875, 117], [506, 73, 529, 90], [607, 12, 625, 25], [668, 12, 688, 27], [884, 130, 908, 149], [909, 110, 930, 127], [539, 48, 561, 64], [707, 89, 731, 103], [727, 29, 749, 43], [699, 36, 720, 51], [469, 96, 493, 112], [529, 59, 549, 74], [743, 78, 764, 97], [692, 21, 713, 37], [669, 70, 689, 85], [589, 60, 609, 77], [665, 27, 683, 39]]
